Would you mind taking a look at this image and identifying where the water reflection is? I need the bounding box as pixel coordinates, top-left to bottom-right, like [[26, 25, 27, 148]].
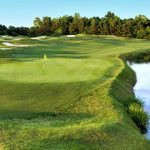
[[129, 63, 150, 139]]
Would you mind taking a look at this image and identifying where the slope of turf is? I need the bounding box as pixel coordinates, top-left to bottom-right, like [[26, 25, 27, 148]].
[[0, 35, 150, 149]]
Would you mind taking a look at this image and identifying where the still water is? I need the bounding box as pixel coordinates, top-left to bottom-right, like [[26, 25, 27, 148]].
[[129, 62, 150, 139]]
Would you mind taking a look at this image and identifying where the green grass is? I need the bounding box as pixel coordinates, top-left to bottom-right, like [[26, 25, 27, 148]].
[[0, 35, 150, 149], [129, 102, 149, 132]]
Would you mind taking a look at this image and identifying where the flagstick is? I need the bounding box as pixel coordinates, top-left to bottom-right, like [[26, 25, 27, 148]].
[[43, 54, 47, 75]]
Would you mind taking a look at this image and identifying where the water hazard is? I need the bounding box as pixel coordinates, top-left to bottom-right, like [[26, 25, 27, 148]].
[[129, 62, 150, 139]]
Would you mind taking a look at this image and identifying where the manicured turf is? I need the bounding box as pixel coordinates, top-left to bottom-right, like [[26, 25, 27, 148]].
[[0, 35, 150, 149]]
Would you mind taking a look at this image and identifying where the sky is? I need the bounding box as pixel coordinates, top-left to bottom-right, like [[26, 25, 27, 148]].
[[0, 0, 150, 27]]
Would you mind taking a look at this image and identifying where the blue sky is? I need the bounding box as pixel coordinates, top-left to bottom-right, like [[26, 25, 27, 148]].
[[0, 0, 150, 27]]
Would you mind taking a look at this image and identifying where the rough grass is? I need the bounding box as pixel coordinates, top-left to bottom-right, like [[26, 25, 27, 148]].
[[129, 102, 149, 132], [0, 35, 150, 149]]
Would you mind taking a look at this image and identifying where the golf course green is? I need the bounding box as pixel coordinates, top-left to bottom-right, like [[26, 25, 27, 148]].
[[0, 35, 150, 149]]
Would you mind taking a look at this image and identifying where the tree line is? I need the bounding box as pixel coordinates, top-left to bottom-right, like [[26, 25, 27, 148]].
[[1, 11, 150, 39]]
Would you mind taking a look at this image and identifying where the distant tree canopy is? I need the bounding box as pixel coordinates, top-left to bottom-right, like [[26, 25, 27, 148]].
[[0, 25, 29, 36], [1, 12, 150, 39]]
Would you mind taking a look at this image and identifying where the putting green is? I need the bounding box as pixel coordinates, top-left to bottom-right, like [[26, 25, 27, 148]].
[[0, 59, 112, 83]]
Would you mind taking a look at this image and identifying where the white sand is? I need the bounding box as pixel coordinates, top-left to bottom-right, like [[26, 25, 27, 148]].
[[0, 48, 12, 50], [31, 36, 47, 40], [3, 42, 29, 47], [66, 35, 75, 38], [2, 35, 13, 39]]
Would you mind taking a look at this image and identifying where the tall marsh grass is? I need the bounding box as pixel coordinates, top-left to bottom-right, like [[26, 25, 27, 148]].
[[128, 102, 149, 133]]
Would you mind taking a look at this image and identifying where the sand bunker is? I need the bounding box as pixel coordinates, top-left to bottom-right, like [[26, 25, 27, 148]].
[[31, 36, 47, 40], [66, 35, 75, 38], [0, 48, 12, 50], [2, 35, 13, 39], [3, 42, 29, 47]]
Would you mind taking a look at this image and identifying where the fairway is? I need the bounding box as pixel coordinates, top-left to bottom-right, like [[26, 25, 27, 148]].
[[0, 35, 150, 149]]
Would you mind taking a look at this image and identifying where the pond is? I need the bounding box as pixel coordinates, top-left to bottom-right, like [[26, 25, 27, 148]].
[[129, 62, 150, 139]]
